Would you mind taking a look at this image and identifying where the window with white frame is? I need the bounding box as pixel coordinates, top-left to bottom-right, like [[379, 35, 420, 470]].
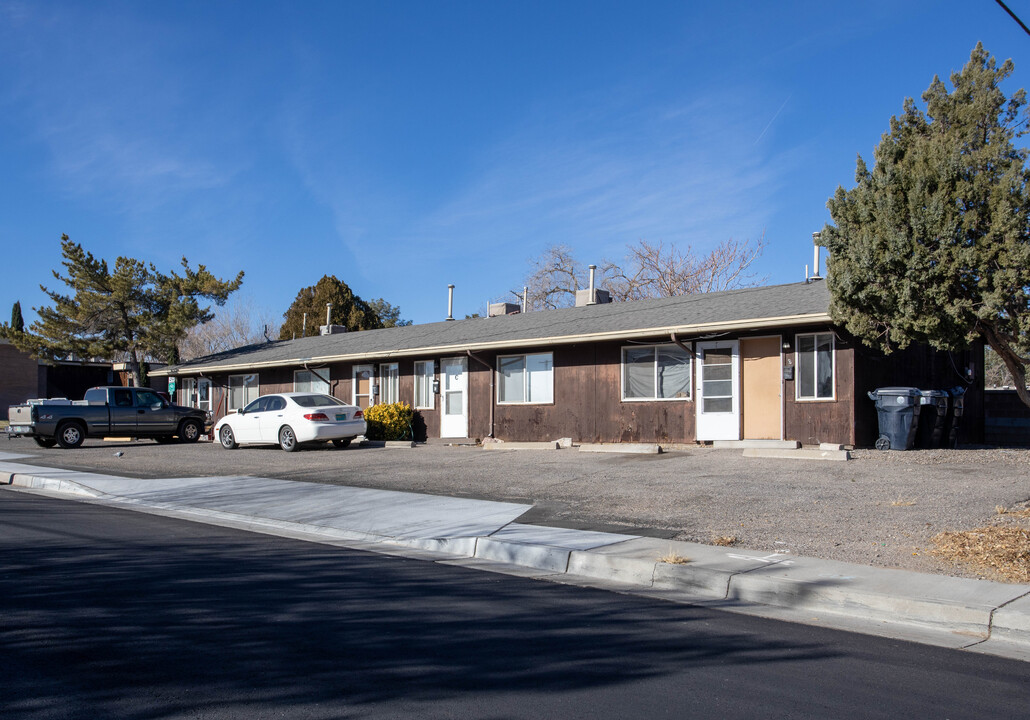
[[498, 352, 553, 404], [622, 344, 692, 400], [294, 369, 330, 395], [414, 360, 434, 409], [228, 374, 259, 410], [796, 332, 834, 400], [379, 363, 399, 404]]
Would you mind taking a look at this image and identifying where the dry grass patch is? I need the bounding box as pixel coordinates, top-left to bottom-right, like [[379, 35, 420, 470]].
[[658, 551, 691, 565], [711, 535, 738, 546], [931, 502, 1030, 583], [890, 496, 917, 507]]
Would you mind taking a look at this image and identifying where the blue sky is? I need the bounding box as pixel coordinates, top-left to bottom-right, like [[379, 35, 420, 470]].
[[2, 1, 1029, 328]]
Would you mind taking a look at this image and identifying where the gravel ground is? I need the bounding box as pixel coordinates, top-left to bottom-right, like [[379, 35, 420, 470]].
[[3, 436, 1028, 580]]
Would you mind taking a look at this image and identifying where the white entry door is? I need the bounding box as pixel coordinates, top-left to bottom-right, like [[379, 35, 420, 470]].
[[440, 357, 468, 438], [696, 340, 740, 441]]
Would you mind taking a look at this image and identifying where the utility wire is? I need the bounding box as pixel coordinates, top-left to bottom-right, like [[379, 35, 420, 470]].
[[995, 0, 1030, 37]]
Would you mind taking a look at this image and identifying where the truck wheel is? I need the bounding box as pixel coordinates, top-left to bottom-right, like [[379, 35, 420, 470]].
[[179, 419, 202, 444], [33, 436, 58, 449], [56, 422, 85, 449], [278, 425, 299, 452], [219, 426, 238, 450]]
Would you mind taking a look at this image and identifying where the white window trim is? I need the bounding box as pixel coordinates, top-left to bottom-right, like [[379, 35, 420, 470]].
[[228, 373, 259, 411], [414, 360, 435, 410], [496, 352, 554, 405], [293, 368, 331, 394], [795, 332, 836, 401], [620, 343, 693, 402]]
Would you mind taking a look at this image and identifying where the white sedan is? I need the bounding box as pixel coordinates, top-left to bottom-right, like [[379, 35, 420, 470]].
[[214, 392, 366, 452]]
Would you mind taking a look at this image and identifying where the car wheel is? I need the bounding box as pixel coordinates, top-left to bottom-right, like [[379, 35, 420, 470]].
[[179, 419, 202, 444], [56, 422, 85, 449], [332, 437, 353, 448], [279, 425, 299, 452], [219, 425, 238, 450], [33, 436, 57, 449]]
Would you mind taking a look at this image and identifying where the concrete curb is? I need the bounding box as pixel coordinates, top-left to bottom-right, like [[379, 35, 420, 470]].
[[4, 467, 1028, 661], [579, 443, 660, 455]]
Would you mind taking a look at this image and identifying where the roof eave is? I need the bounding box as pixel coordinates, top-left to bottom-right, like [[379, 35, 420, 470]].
[[152, 311, 831, 376]]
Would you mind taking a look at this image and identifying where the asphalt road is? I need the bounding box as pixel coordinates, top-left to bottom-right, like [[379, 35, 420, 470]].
[[2, 490, 1028, 719]]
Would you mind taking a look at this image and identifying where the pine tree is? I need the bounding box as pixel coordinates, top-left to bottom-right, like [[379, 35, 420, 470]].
[[3, 235, 243, 386], [822, 44, 1030, 409], [278, 275, 388, 339]]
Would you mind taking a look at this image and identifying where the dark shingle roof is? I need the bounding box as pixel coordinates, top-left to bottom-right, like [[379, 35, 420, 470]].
[[155, 280, 830, 376]]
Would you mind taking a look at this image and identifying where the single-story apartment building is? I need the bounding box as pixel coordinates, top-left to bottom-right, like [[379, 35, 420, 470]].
[[152, 279, 984, 448]]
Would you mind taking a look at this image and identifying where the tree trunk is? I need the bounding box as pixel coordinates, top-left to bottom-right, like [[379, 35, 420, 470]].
[[980, 326, 1030, 410]]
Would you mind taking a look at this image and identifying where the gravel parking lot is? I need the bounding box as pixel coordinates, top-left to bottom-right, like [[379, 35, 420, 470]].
[[3, 435, 1028, 580]]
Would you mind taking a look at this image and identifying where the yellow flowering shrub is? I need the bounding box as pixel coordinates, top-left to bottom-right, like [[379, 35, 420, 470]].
[[363, 401, 413, 441]]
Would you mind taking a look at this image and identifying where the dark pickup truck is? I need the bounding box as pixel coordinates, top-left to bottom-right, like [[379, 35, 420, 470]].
[[7, 386, 210, 449]]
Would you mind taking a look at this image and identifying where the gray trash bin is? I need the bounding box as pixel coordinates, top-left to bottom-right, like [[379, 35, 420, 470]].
[[944, 386, 966, 448], [867, 387, 922, 450], [916, 390, 949, 448]]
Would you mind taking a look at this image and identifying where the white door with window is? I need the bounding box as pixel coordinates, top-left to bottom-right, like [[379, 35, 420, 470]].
[[440, 357, 468, 437], [696, 341, 740, 441]]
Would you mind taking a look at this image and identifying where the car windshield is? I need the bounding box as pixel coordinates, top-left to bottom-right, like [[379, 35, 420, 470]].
[[291, 394, 346, 408]]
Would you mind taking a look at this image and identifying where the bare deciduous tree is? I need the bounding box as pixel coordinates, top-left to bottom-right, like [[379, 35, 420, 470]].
[[515, 237, 765, 310], [178, 298, 277, 361]]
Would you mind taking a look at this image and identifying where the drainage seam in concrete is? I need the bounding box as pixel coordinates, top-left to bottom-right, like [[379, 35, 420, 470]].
[[961, 588, 1030, 650]]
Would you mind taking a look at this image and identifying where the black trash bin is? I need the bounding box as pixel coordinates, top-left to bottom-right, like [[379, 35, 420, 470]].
[[943, 386, 966, 448], [867, 387, 922, 450], [916, 390, 949, 448]]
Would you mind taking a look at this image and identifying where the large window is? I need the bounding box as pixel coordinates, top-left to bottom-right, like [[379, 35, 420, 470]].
[[379, 363, 399, 404], [228, 374, 259, 411], [622, 344, 692, 400], [294, 369, 330, 395], [796, 333, 834, 400], [498, 352, 553, 404], [414, 360, 434, 409]]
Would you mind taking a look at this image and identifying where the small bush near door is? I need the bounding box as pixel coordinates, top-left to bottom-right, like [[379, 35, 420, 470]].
[[364, 402, 414, 440]]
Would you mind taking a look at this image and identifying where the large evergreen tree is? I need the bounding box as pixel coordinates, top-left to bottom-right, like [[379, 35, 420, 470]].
[[2, 235, 243, 386], [279, 275, 385, 339], [821, 44, 1030, 409]]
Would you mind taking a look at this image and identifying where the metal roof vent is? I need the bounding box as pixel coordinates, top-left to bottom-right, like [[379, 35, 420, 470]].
[[488, 302, 521, 317], [575, 264, 612, 306], [319, 324, 348, 335]]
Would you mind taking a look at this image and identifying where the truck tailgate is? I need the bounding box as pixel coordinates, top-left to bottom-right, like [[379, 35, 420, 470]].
[[8, 405, 33, 426]]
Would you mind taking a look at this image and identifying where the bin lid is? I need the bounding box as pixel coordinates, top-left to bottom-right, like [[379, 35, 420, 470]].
[[872, 387, 922, 396], [919, 389, 949, 397]]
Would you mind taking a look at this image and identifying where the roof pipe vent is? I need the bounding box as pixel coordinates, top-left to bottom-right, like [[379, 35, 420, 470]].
[[810, 232, 822, 281], [587, 264, 597, 305], [446, 284, 455, 321]]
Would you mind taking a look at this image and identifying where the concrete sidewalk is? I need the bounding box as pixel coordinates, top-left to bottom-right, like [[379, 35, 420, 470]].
[[2, 452, 1028, 663]]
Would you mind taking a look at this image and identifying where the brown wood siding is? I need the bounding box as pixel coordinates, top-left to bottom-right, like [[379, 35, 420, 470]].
[[782, 327, 856, 447], [469, 342, 695, 443]]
